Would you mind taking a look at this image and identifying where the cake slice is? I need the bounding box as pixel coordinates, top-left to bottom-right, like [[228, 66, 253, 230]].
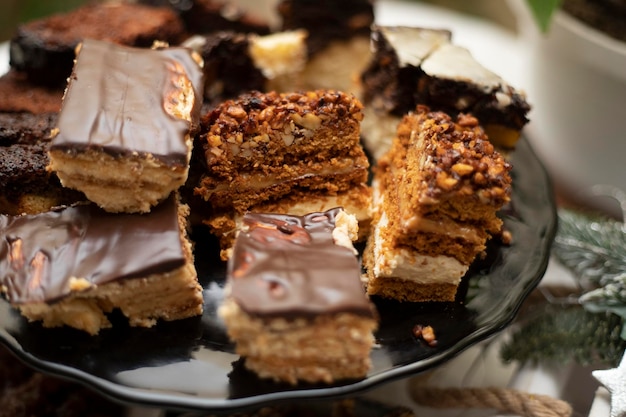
[[194, 89, 371, 258], [360, 25, 530, 160], [9, 2, 185, 86], [277, 0, 374, 95], [186, 29, 307, 106], [363, 106, 512, 302], [0, 70, 64, 114], [418, 43, 531, 148], [0, 112, 84, 215], [47, 39, 204, 213], [178, 0, 271, 36], [0, 195, 203, 335], [219, 208, 378, 385]]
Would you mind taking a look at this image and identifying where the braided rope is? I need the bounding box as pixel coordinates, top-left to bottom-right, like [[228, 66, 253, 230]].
[[409, 385, 572, 417]]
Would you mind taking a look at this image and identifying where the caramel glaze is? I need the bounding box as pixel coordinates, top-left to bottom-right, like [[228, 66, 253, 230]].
[[50, 39, 204, 167], [228, 208, 375, 319], [0, 195, 185, 304]]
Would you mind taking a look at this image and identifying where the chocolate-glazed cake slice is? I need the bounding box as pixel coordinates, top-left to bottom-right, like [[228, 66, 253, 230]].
[[219, 208, 377, 385], [9, 2, 185, 87], [363, 106, 512, 302], [0, 195, 203, 335], [0, 112, 85, 215], [48, 39, 204, 214]]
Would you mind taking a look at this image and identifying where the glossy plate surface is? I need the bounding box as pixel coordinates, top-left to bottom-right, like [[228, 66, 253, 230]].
[[0, 137, 556, 412]]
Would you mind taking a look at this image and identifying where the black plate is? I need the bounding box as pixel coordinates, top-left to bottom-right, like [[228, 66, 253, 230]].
[[0, 137, 556, 412]]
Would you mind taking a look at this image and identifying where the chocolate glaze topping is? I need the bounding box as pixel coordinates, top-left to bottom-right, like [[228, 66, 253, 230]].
[[0, 195, 185, 304], [50, 39, 204, 167], [228, 208, 375, 319]]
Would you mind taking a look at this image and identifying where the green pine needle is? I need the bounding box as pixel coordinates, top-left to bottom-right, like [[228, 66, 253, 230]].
[[553, 209, 626, 338], [553, 209, 626, 283], [501, 305, 626, 367], [502, 208, 626, 366]]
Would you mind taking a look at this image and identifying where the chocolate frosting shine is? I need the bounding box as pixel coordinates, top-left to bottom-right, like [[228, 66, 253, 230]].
[[227, 209, 375, 319], [51, 39, 204, 167], [0, 195, 185, 304]]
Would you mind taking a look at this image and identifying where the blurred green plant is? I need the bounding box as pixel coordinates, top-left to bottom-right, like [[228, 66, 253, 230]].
[[0, 0, 88, 41], [525, 0, 563, 31]]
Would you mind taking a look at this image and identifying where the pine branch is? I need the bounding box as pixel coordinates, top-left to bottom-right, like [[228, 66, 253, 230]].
[[500, 305, 626, 367], [552, 209, 626, 339], [553, 209, 626, 286], [502, 208, 626, 366]]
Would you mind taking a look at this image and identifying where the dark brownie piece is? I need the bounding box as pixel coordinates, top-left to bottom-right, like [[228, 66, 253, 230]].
[[277, 0, 374, 56], [0, 112, 84, 215], [361, 26, 452, 116], [198, 31, 266, 105], [183, 0, 271, 35], [140, 0, 271, 35], [0, 70, 63, 114], [9, 2, 185, 86], [360, 25, 531, 151], [418, 43, 531, 138]]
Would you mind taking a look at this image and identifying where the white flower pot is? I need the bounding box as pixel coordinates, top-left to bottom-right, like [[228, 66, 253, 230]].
[[510, 1, 626, 216]]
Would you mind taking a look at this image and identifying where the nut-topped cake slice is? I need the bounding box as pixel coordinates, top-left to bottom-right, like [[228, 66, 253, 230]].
[[364, 106, 512, 302], [48, 39, 204, 213], [219, 208, 378, 385], [0, 195, 203, 335], [194, 89, 371, 258]]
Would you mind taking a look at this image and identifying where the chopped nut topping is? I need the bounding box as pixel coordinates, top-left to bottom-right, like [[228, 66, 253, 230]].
[[412, 324, 438, 347], [199, 90, 364, 162], [390, 105, 512, 205], [451, 162, 474, 176]]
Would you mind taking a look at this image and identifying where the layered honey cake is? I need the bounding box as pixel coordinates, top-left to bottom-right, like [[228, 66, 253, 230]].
[[47, 39, 204, 214], [194, 89, 371, 258], [363, 106, 512, 302], [9, 2, 185, 86], [219, 208, 378, 385], [0, 112, 84, 215], [360, 25, 530, 160], [277, 0, 374, 95], [0, 195, 203, 335]]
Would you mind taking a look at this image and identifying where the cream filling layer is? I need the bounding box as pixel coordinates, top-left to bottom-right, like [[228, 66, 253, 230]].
[[372, 210, 467, 285]]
